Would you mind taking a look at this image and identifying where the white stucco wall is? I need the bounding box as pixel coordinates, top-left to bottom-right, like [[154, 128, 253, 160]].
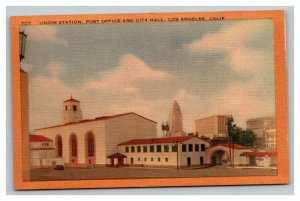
[[30, 149, 55, 159], [30, 141, 54, 149], [119, 143, 178, 167], [35, 120, 106, 165], [178, 137, 209, 167], [105, 113, 157, 157], [118, 137, 209, 167], [205, 145, 252, 165]]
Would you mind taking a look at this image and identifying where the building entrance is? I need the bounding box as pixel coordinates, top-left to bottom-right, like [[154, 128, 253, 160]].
[[69, 134, 78, 165], [200, 156, 204, 165], [211, 150, 228, 165], [187, 157, 191, 167]]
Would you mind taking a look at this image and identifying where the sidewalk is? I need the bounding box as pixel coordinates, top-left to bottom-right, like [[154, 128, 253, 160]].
[[228, 166, 277, 170]]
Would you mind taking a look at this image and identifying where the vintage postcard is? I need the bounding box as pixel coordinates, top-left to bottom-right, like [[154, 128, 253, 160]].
[[11, 10, 288, 190]]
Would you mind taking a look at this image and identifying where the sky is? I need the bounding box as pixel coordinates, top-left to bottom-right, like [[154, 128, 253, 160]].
[[21, 19, 276, 136]]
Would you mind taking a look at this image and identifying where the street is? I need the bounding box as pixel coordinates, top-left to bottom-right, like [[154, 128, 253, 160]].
[[30, 165, 277, 181]]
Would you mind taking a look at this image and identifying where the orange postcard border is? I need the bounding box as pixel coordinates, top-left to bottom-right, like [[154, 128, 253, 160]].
[[11, 10, 289, 190]]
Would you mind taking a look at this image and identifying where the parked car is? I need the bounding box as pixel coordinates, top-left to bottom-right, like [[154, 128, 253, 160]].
[[54, 165, 65, 170]]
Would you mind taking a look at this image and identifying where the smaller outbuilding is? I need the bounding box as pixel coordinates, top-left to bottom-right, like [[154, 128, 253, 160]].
[[240, 151, 277, 167], [30, 135, 64, 168], [106, 153, 127, 167]]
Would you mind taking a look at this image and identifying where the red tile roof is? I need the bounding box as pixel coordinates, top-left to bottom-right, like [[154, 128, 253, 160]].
[[29, 135, 53, 142], [30, 148, 55, 151], [207, 143, 250, 150], [107, 153, 127, 158], [240, 152, 277, 156], [36, 112, 157, 131], [118, 135, 197, 146], [64, 96, 80, 103]]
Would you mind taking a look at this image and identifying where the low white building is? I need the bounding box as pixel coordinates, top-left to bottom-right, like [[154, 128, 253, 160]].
[[116, 135, 210, 168], [30, 135, 63, 168]]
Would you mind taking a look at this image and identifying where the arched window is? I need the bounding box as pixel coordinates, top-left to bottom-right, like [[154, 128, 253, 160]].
[[70, 134, 77, 157], [87, 133, 95, 157], [55, 135, 63, 157]]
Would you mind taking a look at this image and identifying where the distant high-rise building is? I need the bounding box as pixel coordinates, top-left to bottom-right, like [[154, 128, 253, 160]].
[[194, 115, 229, 139], [246, 116, 276, 151], [167, 101, 185, 137]]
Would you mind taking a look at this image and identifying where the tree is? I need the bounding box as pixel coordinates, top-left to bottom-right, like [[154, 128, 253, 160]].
[[227, 116, 256, 147], [161, 121, 169, 137], [239, 129, 256, 147]]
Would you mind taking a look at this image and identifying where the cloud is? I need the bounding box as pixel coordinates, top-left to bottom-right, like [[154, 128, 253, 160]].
[[205, 83, 275, 128], [29, 75, 75, 131], [24, 26, 66, 44], [181, 20, 275, 128], [186, 20, 273, 72], [46, 62, 64, 78], [21, 61, 33, 71], [83, 54, 173, 94], [187, 20, 271, 52], [28, 55, 173, 132], [27, 21, 275, 135]]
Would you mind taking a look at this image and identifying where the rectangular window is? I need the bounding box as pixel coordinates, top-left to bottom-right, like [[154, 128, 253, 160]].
[[151, 157, 153, 162], [144, 157, 147, 161], [131, 146, 135, 153], [65, 106, 67, 111], [201, 144, 206, 151], [150, 145, 155, 152], [172, 144, 178, 152], [188, 144, 193, 152], [165, 158, 168, 162], [182, 144, 186, 152], [156, 145, 162, 152], [143, 146, 148, 152], [158, 157, 161, 162], [73, 105, 77, 111], [195, 144, 199, 151], [137, 146, 141, 153], [125, 146, 129, 153], [164, 145, 169, 152], [138, 157, 140, 161]]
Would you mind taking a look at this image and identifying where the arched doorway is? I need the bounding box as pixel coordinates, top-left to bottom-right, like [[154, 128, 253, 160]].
[[69, 134, 78, 165], [55, 135, 63, 157], [211, 150, 228, 165], [85, 132, 95, 165]]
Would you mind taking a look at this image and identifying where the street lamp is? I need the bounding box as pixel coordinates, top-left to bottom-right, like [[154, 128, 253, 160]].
[[171, 141, 179, 170], [19, 31, 27, 61]]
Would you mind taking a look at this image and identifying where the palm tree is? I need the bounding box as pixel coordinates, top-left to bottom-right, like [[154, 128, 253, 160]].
[[161, 121, 169, 137]]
